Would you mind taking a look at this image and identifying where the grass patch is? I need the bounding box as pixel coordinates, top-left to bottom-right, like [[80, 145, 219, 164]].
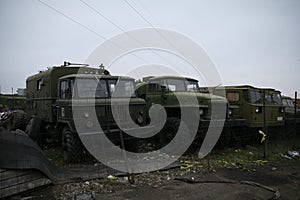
[[42, 134, 300, 173], [43, 147, 65, 166], [180, 136, 300, 172], [95, 178, 126, 185]]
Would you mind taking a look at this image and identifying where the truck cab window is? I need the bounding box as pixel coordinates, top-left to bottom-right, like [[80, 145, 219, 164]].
[[60, 80, 69, 99], [77, 78, 108, 98], [272, 93, 282, 105], [108, 79, 136, 97], [37, 79, 43, 90], [164, 79, 185, 92], [264, 93, 272, 104], [227, 92, 240, 102], [249, 90, 262, 104], [186, 81, 200, 92]]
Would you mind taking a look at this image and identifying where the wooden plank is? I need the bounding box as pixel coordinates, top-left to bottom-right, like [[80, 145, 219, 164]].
[[0, 177, 51, 198], [0, 168, 8, 173], [0, 169, 52, 198], [0, 169, 34, 180], [0, 172, 46, 189]]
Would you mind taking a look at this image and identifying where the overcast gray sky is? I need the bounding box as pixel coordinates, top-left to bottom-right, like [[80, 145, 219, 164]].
[[0, 0, 299, 97]]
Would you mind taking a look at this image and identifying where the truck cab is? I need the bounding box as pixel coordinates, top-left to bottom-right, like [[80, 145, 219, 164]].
[[218, 85, 285, 128], [137, 76, 227, 126]]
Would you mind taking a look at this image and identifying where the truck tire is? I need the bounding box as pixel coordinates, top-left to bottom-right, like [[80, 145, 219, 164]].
[[159, 117, 190, 147], [216, 128, 232, 149], [25, 117, 41, 141], [62, 127, 83, 163]]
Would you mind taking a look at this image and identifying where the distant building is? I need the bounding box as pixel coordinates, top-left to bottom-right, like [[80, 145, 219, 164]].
[[16, 88, 26, 96]]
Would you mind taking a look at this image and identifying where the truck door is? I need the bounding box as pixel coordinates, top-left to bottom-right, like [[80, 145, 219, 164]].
[[146, 82, 167, 107], [57, 79, 73, 121]]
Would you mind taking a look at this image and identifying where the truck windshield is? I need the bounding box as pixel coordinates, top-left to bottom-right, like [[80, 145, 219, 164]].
[[249, 90, 262, 104], [283, 98, 294, 108], [76, 78, 136, 98], [108, 79, 136, 98], [272, 92, 282, 105], [77, 78, 108, 98], [151, 78, 199, 92], [282, 99, 294, 108], [264, 93, 273, 104]]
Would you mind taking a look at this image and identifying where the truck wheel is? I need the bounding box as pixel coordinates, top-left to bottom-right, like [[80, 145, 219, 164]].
[[159, 117, 190, 147], [25, 117, 41, 141], [62, 127, 83, 163], [216, 128, 232, 149]]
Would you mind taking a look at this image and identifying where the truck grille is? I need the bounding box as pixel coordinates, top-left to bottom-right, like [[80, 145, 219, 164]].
[[104, 105, 131, 123]]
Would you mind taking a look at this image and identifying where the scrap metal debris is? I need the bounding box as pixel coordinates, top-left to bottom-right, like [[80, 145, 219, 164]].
[[280, 150, 300, 160], [180, 161, 194, 170], [0, 110, 27, 131], [287, 150, 300, 158], [259, 130, 267, 143], [73, 191, 95, 200]]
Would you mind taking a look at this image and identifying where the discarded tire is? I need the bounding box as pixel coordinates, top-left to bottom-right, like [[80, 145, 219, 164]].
[[5, 110, 28, 132]]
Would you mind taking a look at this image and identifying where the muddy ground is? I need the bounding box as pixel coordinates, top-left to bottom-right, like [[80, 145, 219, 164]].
[[11, 142, 300, 200]]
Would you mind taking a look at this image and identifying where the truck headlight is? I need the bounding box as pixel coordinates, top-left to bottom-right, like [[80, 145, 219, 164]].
[[137, 115, 143, 124], [279, 107, 284, 113], [136, 110, 144, 124], [86, 120, 93, 128], [84, 112, 89, 118], [255, 107, 262, 113], [228, 109, 233, 116], [199, 109, 204, 116]]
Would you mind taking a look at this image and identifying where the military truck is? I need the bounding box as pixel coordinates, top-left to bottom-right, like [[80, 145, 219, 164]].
[[282, 96, 300, 135], [211, 85, 285, 128], [209, 85, 286, 142], [282, 96, 300, 118], [25, 62, 147, 162], [136, 76, 230, 148], [0, 94, 26, 112]]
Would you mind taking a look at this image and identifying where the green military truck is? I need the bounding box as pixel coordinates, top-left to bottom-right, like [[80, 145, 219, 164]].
[[282, 96, 300, 118], [282, 96, 300, 135], [25, 62, 147, 162], [136, 76, 230, 148], [220, 86, 285, 128], [0, 94, 26, 112], [212, 85, 286, 142]]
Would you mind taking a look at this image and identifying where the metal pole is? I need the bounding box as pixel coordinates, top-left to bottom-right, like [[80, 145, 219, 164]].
[[262, 90, 267, 159], [293, 91, 297, 149], [116, 107, 134, 184], [295, 91, 298, 112], [12, 87, 15, 109]]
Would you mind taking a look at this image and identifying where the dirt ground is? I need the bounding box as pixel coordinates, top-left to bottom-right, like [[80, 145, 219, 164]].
[[13, 152, 300, 200], [5, 134, 299, 200], [88, 163, 300, 200]]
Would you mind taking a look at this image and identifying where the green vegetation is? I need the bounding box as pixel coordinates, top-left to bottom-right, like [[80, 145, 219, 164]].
[[43, 136, 300, 174], [180, 136, 300, 172], [43, 148, 65, 166]]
